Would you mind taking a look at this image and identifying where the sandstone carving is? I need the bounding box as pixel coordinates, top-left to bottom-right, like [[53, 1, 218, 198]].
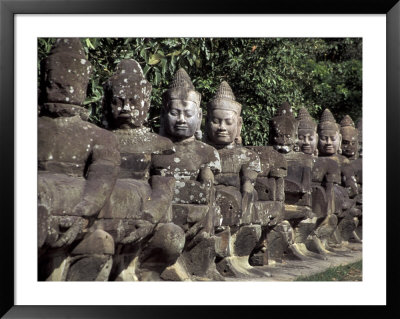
[[38, 38, 120, 281], [153, 68, 223, 280], [37, 40, 362, 281]]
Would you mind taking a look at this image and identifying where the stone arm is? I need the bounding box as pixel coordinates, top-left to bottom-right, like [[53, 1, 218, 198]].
[[72, 134, 121, 217], [341, 164, 358, 198], [240, 154, 261, 194], [199, 148, 221, 185]]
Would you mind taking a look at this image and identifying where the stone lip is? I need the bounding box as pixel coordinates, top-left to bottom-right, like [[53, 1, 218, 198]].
[[223, 243, 362, 281]]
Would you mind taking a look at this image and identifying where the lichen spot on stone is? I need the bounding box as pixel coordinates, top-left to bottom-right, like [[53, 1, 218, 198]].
[[124, 78, 128, 83], [80, 59, 86, 65], [69, 86, 74, 94], [72, 155, 76, 160], [174, 157, 181, 163], [141, 100, 145, 107], [68, 69, 71, 73], [48, 154, 53, 160], [121, 70, 126, 74], [140, 80, 146, 85], [65, 97, 70, 102], [117, 107, 122, 111]]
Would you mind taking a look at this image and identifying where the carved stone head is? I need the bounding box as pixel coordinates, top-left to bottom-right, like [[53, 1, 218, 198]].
[[206, 81, 242, 146], [160, 68, 202, 141], [340, 115, 358, 159], [103, 59, 152, 129], [317, 109, 341, 156], [356, 118, 362, 158], [296, 107, 318, 156], [40, 38, 92, 106], [270, 102, 298, 153]]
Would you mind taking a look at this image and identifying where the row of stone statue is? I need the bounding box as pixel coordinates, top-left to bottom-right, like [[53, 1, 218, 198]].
[[38, 38, 362, 281]]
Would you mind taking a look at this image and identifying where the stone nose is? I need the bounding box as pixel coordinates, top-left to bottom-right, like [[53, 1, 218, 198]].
[[177, 112, 186, 123]]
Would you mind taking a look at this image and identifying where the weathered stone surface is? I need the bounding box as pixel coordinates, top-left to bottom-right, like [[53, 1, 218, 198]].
[[215, 228, 232, 258], [66, 255, 112, 281], [40, 38, 92, 106], [71, 229, 115, 255], [171, 204, 210, 227], [139, 223, 185, 272], [266, 221, 293, 263], [182, 234, 220, 278], [253, 201, 284, 226], [234, 225, 262, 257], [215, 185, 242, 226], [160, 257, 191, 281]]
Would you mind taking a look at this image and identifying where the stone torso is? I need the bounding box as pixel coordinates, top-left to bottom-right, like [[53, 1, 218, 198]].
[[215, 145, 261, 188], [113, 127, 175, 180], [38, 115, 119, 176], [152, 139, 220, 181]]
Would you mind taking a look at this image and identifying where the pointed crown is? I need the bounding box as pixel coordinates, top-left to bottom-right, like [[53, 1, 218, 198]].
[[318, 108, 338, 132], [297, 107, 317, 130], [104, 59, 151, 99], [162, 68, 201, 108], [207, 81, 242, 114], [276, 101, 294, 117], [270, 101, 298, 132], [340, 115, 355, 128]]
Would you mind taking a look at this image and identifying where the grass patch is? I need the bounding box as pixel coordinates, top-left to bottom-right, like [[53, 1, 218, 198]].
[[295, 260, 362, 281]]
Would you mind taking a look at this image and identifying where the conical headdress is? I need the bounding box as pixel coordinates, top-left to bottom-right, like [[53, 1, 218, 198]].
[[207, 81, 242, 114], [270, 101, 298, 136], [297, 107, 317, 130], [162, 68, 201, 107], [339, 114, 358, 140], [340, 115, 355, 128], [318, 108, 338, 132], [276, 101, 294, 117]]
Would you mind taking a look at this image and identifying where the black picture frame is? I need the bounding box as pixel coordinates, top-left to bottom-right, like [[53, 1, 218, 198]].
[[1, 0, 398, 317]]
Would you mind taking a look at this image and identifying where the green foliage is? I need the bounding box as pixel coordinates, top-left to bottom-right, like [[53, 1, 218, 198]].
[[38, 38, 362, 146]]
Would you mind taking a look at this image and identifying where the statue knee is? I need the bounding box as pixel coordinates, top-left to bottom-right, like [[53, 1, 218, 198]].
[[139, 223, 185, 271]]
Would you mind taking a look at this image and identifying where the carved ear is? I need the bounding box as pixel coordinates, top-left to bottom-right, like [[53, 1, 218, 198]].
[[338, 133, 343, 154], [235, 116, 243, 145]]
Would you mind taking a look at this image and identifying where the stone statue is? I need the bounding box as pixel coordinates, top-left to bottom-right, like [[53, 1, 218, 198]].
[[38, 38, 120, 281], [152, 68, 223, 280], [317, 109, 360, 246], [94, 59, 185, 281], [206, 81, 269, 278], [295, 107, 340, 256], [297, 107, 318, 156], [340, 115, 362, 242], [268, 102, 319, 261]]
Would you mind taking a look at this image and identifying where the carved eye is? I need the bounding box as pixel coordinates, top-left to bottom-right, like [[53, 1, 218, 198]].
[[169, 110, 178, 116]]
